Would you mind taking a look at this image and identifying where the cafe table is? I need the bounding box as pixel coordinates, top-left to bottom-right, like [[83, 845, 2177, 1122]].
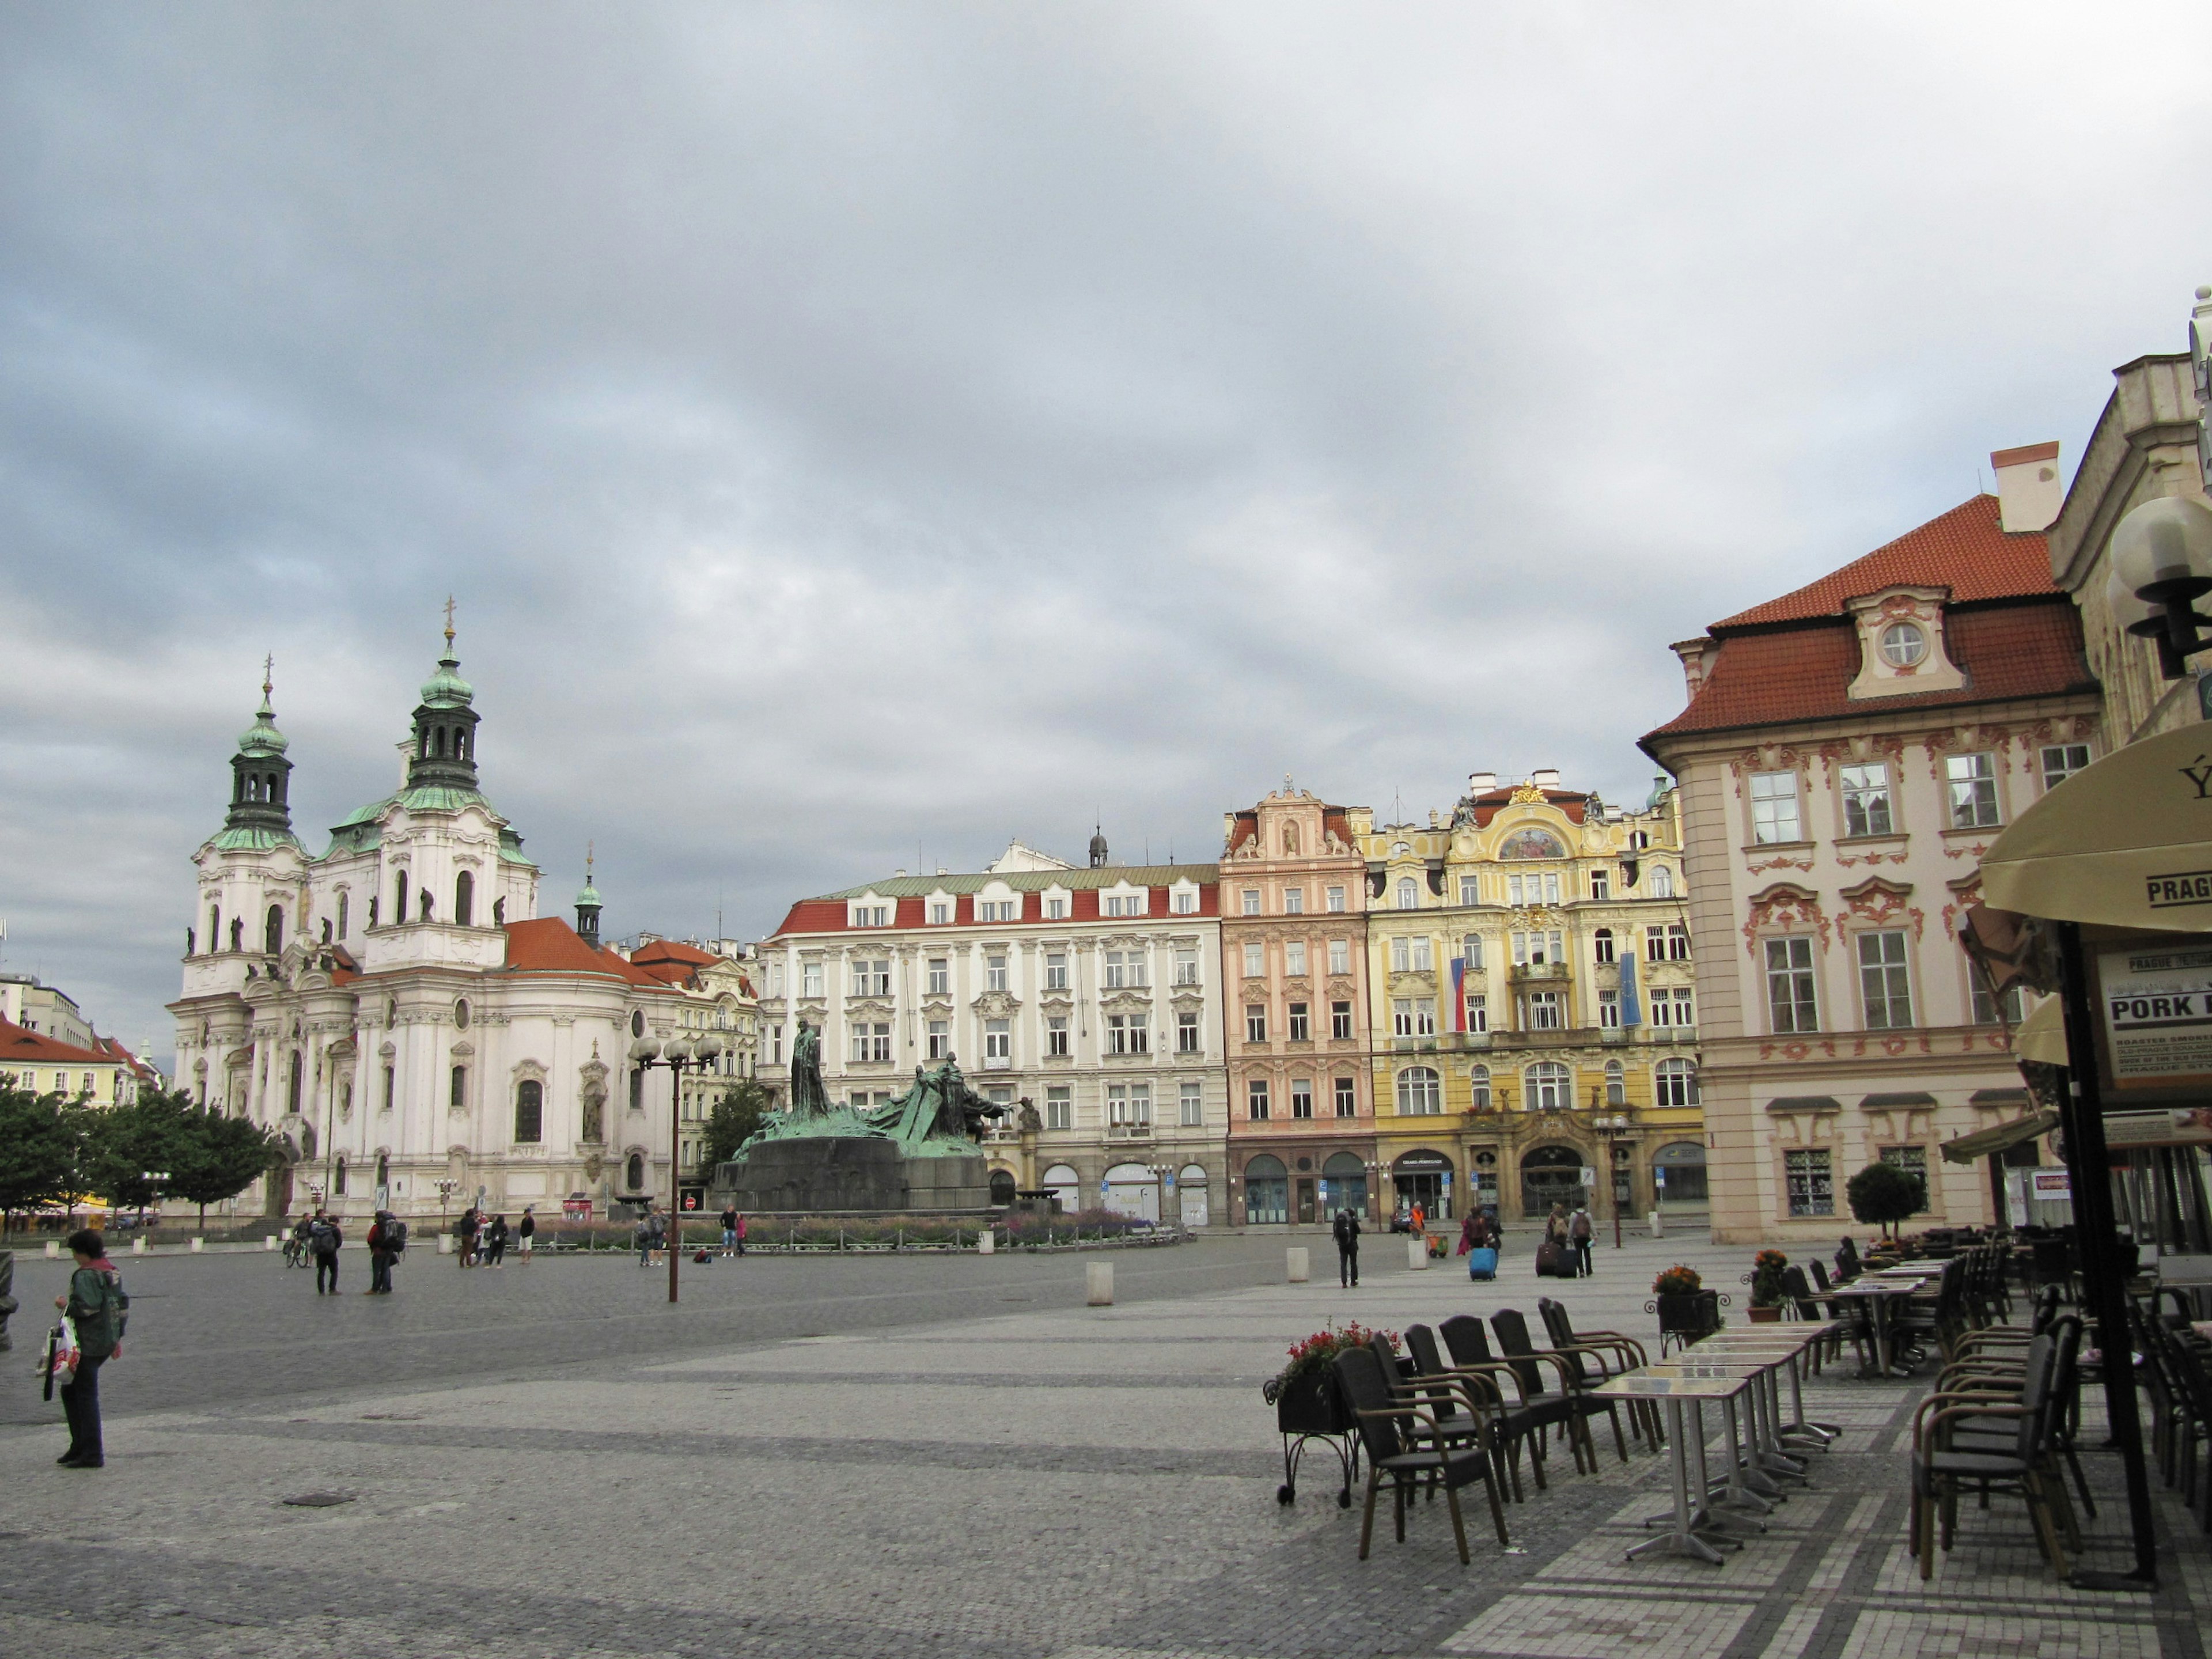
[[1626, 1357, 1796, 1512], [1590, 1369, 1760, 1567], [1694, 1327, 1834, 1460], [1826, 1270, 1937, 1377]]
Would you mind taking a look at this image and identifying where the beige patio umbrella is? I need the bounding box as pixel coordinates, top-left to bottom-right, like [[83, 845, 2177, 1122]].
[[2013, 996, 2068, 1066], [1980, 721, 2212, 929]]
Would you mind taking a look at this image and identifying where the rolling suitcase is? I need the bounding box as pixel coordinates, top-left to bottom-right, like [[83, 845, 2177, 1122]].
[[1467, 1246, 1498, 1282], [1535, 1239, 1570, 1278]]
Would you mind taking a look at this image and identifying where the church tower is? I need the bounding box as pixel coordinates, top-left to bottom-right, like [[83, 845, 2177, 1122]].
[[406, 608, 483, 797], [575, 846, 603, 948], [225, 664, 296, 842], [192, 662, 308, 965]]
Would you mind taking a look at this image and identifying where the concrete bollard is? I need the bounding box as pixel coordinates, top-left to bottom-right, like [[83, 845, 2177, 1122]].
[[1649, 1211, 1664, 1239], [438, 1233, 455, 1254], [1286, 1246, 1309, 1283], [45, 1240, 60, 1259], [1407, 1236, 1431, 1271], [132, 1236, 146, 1255], [1085, 1261, 1114, 1305], [265, 1235, 279, 1249], [189, 1236, 204, 1253], [977, 1230, 995, 1255]]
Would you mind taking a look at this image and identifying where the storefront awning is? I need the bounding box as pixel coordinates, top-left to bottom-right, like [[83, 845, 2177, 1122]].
[[1980, 722, 2212, 929], [2014, 997, 2068, 1066], [1940, 1109, 2060, 1164]]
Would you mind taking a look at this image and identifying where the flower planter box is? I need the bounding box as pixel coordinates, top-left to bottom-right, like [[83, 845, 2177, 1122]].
[[1268, 1366, 1353, 1438], [1746, 1304, 1783, 1324], [1650, 1289, 1724, 1351]]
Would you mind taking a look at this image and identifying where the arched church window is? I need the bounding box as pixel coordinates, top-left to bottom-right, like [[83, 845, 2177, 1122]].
[[375, 1153, 389, 1191], [287, 1051, 302, 1115], [265, 905, 283, 954], [435, 726, 447, 757], [450, 1065, 467, 1108], [630, 1067, 645, 1112], [395, 870, 409, 923], [626, 1152, 645, 1191], [209, 904, 221, 948], [337, 892, 349, 939], [334, 1154, 347, 1195], [454, 870, 474, 927], [514, 1080, 543, 1144]]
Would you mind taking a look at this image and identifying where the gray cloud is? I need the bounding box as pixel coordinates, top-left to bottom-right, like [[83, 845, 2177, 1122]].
[[3, 2, 2209, 1058]]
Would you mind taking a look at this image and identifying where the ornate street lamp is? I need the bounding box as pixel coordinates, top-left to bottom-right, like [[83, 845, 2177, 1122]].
[[631, 1032, 724, 1304], [2106, 494, 2212, 679]]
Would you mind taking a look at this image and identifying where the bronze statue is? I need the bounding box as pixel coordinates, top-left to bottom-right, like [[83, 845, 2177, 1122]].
[[788, 1017, 831, 1118]]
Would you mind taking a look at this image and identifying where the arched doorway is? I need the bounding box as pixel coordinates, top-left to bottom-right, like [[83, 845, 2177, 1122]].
[[1654, 1141, 1709, 1204], [1391, 1149, 1455, 1224], [1243, 1154, 1289, 1225], [1520, 1143, 1586, 1218], [1319, 1152, 1368, 1219], [988, 1168, 1017, 1206], [1103, 1162, 1160, 1222], [1041, 1162, 1080, 1214], [1177, 1164, 1209, 1228]]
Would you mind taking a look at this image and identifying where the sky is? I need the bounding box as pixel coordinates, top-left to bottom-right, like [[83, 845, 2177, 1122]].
[[2, 3, 2209, 1063]]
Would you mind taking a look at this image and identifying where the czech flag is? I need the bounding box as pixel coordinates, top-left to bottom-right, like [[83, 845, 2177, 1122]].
[[1450, 956, 1466, 1032]]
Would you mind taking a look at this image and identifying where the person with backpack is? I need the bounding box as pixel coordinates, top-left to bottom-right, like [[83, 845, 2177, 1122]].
[[1569, 1204, 1596, 1277], [484, 1213, 509, 1269], [1330, 1206, 1361, 1288], [309, 1209, 343, 1295], [456, 1207, 480, 1268], [517, 1207, 536, 1263], [366, 1210, 402, 1294], [52, 1228, 126, 1469], [637, 1207, 664, 1268]]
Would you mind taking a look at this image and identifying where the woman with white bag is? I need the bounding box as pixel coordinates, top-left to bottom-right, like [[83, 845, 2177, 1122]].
[[47, 1228, 126, 1469]]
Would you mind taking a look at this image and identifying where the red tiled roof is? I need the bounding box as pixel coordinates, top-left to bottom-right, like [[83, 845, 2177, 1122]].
[[1713, 497, 2054, 629], [632, 939, 721, 968], [770, 881, 1221, 940], [501, 918, 676, 991], [1644, 600, 2093, 740], [0, 1018, 113, 1067], [1461, 788, 1592, 829]]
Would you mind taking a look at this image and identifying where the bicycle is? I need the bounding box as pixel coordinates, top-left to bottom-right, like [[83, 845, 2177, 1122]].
[[282, 1235, 312, 1268]]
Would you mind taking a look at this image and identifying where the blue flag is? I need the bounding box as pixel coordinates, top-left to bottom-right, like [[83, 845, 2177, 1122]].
[[1619, 952, 1642, 1028]]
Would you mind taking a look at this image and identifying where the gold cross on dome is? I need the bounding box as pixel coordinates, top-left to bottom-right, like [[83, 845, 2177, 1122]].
[[442, 595, 457, 646], [262, 653, 274, 697]]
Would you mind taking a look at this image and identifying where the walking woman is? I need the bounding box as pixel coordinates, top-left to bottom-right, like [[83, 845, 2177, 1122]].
[[485, 1213, 510, 1268], [54, 1228, 126, 1469]]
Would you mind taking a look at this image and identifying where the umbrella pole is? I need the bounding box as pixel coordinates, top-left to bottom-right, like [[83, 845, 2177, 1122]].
[[2053, 920, 2159, 1588]]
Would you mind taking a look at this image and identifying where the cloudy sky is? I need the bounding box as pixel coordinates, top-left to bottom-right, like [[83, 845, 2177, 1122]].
[[2, 4, 2207, 1060]]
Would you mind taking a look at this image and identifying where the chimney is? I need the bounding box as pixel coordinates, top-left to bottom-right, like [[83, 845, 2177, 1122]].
[[1467, 771, 1497, 794], [1991, 441, 2062, 533], [1671, 637, 1711, 700], [1531, 768, 1560, 789]]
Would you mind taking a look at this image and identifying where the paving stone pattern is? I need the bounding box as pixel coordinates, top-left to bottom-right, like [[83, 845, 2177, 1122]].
[[1, 1233, 2205, 1658]]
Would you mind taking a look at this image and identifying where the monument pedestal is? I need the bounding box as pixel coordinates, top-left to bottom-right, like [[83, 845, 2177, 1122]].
[[711, 1137, 993, 1214]]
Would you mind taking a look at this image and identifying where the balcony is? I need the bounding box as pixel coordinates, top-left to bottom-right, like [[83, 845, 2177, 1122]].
[[1508, 962, 1571, 984], [1105, 1123, 1154, 1142]]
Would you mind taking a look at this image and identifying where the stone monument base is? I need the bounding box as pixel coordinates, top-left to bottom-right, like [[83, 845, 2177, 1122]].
[[710, 1137, 994, 1214]]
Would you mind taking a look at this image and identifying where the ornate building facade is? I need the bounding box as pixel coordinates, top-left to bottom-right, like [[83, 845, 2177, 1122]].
[[1644, 490, 2101, 1244], [166, 641, 755, 1221], [753, 838, 1228, 1225], [1355, 773, 1705, 1226], [1218, 787, 1376, 1227]]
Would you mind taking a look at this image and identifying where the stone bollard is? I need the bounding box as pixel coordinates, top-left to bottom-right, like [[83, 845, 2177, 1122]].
[[1407, 1236, 1431, 1271], [977, 1230, 995, 1255], [1649, 1211, 1664, 1239], [438, 1233, 454, 1254], [189, 1236, 204, 1253], [46, 1241, 60, 1259], [265, 1235, 279, 1250], [133, 1236, 147, 1255], [1286, 1246, 1309, 1283], [1085, 1262, 1114, 1306]]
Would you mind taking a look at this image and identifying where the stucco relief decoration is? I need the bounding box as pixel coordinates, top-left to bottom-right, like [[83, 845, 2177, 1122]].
[[1746, 854, 1815, 874], [1498, 827, 1567, 860], [1743, 882, 1828, 956], [1840, 877, 1924, 940], [1728, 744, 1812, 796], [1816, 733, 1906, 785], [1942, 876, 1982, 942]]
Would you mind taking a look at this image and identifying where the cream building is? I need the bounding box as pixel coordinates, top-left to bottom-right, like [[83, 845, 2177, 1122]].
[[1644, 486, 2101, 1244], [1357, 773, 1704, 1226], [754, 837, 1228, 1225]]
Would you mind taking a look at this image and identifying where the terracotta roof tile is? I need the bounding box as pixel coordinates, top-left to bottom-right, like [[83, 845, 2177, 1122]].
[[632, 939, 721, 968], [0, 1017, 115, 1068], [1714, 497, 2054, 628], [1645, 601, 2092, 740], [501, 918, 676, 991]]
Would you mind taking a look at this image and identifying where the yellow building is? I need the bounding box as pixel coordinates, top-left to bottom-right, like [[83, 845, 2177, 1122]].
[[1358, 771, 1705, 1227]]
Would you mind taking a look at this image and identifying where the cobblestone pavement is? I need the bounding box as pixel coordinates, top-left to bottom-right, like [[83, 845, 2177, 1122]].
[[2, 1233, 2206, 1659]]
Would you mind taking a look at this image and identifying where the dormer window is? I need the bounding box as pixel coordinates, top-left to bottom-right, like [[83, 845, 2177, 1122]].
[[1847, 587, 1965, 700], [1878, 623, 1927, 667], [847, 893, 892, 928]]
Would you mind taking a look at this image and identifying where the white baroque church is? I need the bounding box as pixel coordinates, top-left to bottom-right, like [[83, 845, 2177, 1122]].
[[168, 632, 757, 1221]]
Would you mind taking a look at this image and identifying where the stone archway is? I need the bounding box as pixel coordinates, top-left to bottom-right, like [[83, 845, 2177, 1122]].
[[1519, 1143, 1587, 1219]]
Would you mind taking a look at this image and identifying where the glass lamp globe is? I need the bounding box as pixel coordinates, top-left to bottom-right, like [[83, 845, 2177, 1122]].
[[2111, 495, 2212, 596]]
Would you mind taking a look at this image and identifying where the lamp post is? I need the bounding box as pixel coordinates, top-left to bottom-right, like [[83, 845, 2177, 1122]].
[[139, 1169, 171, 1231], [1590, 1114, 1631, 1248], [631, 1033, 722, 1304], [1147, 1161, 1175, 1229], [2107, 494, 2212, 680]]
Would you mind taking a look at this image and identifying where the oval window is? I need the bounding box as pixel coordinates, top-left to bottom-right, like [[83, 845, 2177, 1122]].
[[454, 998, 471, 1030], [631, 1010, 646, 1039], [1878, 622, 1927, 667]]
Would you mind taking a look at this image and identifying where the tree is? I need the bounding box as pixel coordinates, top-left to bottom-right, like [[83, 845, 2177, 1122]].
[[701, 1080, 771, 1171], [81, 1089, 197, 1219], [1846, 1160, 1926, 1239], [0, 1083, 84, 1230], [168, 1103, 283, 1232]]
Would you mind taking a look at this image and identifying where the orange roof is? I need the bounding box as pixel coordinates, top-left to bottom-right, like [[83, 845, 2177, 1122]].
[[1714, 496, 2055, 629], [0, 1018, 115, 1068], [500, 918, 677, 991], [1645, 602, 2092, 740], [632, 939, 721, 968]]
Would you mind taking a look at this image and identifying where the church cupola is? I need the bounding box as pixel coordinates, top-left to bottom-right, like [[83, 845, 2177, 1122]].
[[575, 844, 603, 948], [1089, 824, 1109, 868], [407, 604, 482, 794], [225, 660, 295, 837]]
